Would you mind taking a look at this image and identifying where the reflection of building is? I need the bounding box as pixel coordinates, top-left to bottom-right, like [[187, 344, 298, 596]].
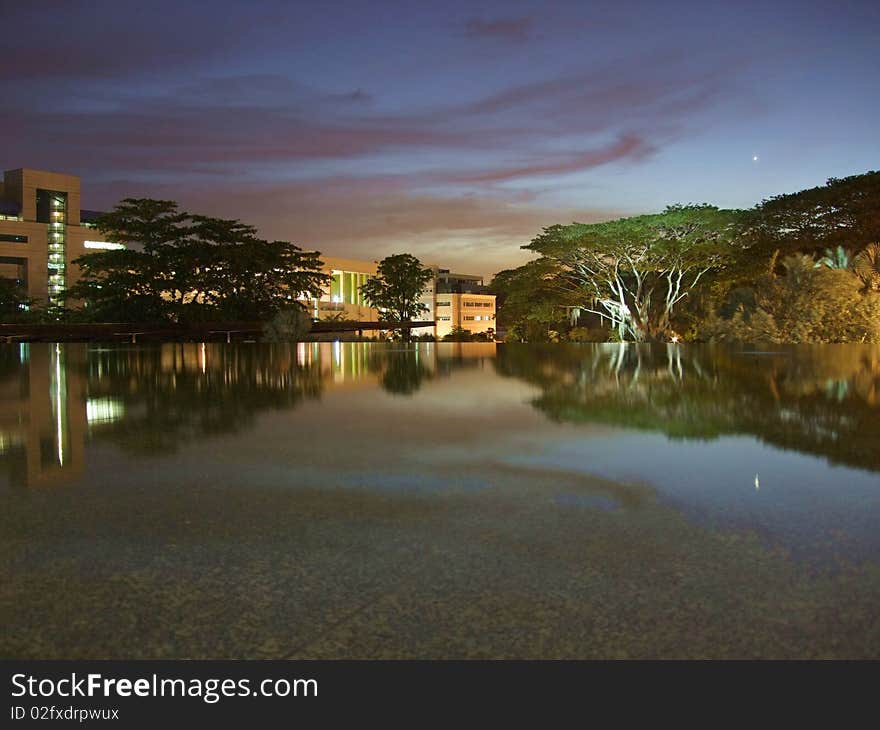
[[307, 257, 496, 339], [0, 342, 499, 487], [0, 343, 86, 487], [296, 341, 497, 390], [0, 169, 117, 308]]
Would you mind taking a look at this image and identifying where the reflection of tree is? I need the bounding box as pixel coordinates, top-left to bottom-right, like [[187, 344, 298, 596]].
[[495, 343, 880, 472], [368, 347, 432, 396], [83, 344, 323, 455]]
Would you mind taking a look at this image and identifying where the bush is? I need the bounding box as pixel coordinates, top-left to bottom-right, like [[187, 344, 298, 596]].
[[262, 307, 313, 342], [701, 254, 880, 343]]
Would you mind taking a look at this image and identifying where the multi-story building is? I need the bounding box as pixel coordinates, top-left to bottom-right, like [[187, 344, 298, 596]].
[[309, 256, 382, 323], [0, 168, 119, 308], [0, 168, 495, 334], [308, 258, 496, 339], [423, 269, 496, 339]]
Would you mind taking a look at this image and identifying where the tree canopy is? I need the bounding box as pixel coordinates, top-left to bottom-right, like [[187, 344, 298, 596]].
[[360, 253, 433, 338], [524, 205, 741, 342], [68, 199, 329, 323], [702, 251, 880, 344], [0, 278, 34, 323], [741, 170, 880, 264], [490, 259, 571, 342]]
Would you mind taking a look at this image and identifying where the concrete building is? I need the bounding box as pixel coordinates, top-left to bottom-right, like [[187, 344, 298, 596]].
[[0, 168, 118, 308], [308, 257, 496, 339], [310, 256, 382, 323], [0, 168, 495, 334], [425, 268, 496, 339]]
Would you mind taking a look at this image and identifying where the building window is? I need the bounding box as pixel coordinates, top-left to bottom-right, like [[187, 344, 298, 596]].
[[37, 189, 68, 308], [437, 316, 451, 321], [436, 301, 451, 307], [84, 241, 125, 250], [464, 315, 475, 321], [0, 234, 27, 243]]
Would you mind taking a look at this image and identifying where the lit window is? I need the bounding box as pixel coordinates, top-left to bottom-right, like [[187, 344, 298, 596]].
[[84, 241, 125, 250]]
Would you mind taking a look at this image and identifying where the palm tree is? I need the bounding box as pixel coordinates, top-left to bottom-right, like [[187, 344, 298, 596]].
[[815, 245, 852, 270], [852, 243, 880, 292]]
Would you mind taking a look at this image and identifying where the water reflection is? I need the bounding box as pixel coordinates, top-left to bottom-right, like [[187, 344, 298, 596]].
[[3, 341, 880, 490], [495, 343, 880, 473], [0, 344, 85, 487], [0, 342, 499, 486], [2, 342, 880, 657]]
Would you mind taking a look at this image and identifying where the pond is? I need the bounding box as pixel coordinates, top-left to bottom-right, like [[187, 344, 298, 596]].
[[1, 342, 879, 658]]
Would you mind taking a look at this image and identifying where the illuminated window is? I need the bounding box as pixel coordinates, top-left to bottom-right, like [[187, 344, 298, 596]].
[[84, 240, 125, 250]]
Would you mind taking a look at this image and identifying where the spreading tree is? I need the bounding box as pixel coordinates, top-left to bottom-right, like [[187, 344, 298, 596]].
[[0, 278, 34, 323], [360, 254, 433, 340], [741, 170, 880, 268], [525, 205, 740, 342], [68, 199, 329, 323]]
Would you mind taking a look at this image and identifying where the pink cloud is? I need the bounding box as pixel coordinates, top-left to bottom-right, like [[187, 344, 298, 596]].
[[448, 133, 652, 183], [463, 17, 533, 42]]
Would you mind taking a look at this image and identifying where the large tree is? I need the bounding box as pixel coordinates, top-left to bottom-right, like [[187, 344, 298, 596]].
[[360, 253, 433, 340], [0, 278, 34, 323], [742, 170, 880, 268], [68, 199, 329, 322], [490, 259, 572, 342], [525, 205, 741, 342]]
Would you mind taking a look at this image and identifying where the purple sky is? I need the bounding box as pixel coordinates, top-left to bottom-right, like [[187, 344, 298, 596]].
[[5, 0, 878, 276]]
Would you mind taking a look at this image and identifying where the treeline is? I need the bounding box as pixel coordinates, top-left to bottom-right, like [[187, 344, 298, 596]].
[[69, 199, 327, 324], [492, 170, 880, 343], [0, 202, 445, 341]]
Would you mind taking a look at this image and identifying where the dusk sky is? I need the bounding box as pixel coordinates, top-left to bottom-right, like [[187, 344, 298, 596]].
[[5, 0, 878, 277]]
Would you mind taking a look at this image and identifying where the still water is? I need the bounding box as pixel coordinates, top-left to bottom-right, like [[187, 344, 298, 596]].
[[2, 342, 879, 658]]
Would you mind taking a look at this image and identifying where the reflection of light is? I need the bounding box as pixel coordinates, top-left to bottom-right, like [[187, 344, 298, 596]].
[[200, 342, 206, 374], [54, 344, 63, 467], [87, 397, 125, 425], [0, 431, 25, 455]]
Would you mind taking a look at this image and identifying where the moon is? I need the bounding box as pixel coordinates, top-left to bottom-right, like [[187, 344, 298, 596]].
[[752, 154, 760, 162]]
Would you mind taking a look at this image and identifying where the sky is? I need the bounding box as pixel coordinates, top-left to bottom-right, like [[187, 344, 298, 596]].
[[4, 0, 879, 277]]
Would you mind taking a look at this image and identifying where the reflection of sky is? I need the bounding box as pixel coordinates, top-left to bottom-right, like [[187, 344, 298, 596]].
[[5, 343, 880, 568], [505, 433, 880, 566], [57, 355, 880, 567]]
